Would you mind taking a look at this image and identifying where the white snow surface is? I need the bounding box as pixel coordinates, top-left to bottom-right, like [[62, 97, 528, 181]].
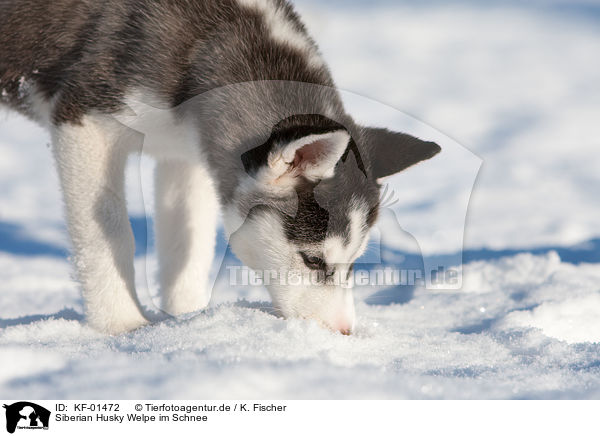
[[1, 1, 600, 399], [2, 252, 600, 399]]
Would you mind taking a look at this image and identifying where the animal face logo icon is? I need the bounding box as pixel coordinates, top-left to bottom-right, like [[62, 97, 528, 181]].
[[3, 402, 50, 434]]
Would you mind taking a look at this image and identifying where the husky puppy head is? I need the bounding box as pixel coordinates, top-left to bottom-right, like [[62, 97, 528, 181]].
[[225, 114, 440, 334]]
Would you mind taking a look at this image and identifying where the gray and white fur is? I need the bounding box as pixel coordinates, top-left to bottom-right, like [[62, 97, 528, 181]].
[[0, 0, 440, 334]]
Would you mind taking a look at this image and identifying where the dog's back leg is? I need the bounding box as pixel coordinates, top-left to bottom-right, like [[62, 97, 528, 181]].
[[154, 160, 219, 316], [51, 115, 148, 334]]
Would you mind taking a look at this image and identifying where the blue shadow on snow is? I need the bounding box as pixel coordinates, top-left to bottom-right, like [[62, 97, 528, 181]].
[[1, 216, 599, 308]]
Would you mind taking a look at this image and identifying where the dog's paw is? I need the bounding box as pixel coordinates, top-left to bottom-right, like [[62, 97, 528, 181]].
[[87, 305, 149, 335]]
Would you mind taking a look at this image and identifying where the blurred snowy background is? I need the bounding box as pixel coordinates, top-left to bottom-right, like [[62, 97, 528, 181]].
[[1, 0, 600, 399]]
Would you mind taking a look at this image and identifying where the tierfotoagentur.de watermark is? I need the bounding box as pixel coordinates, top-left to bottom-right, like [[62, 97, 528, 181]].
[[226, 265, 459, 288]]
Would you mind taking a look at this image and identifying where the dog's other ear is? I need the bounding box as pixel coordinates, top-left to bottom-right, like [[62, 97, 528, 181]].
[[364, 127, 441, 179], [242, 130, 350, 186]]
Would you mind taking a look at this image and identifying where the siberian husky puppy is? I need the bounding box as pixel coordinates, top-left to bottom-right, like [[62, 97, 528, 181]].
[[0, 0, 440, 334]]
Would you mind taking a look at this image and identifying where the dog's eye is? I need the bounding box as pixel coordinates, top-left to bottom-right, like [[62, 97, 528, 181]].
[[299, 252, 326, 270]]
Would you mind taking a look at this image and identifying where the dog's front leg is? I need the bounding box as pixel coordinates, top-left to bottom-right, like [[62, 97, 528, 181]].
[[154, 160, 219, 316], [51, 116, 148, 334]]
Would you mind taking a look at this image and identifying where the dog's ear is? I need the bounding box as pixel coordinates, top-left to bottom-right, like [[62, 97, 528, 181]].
[[242, 129, 350, 186], [364, 127, 441, 179]]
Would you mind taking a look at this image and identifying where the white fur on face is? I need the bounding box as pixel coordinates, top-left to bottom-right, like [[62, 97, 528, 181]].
[[225, 207, 293, 273], [223, 201, 370, 334], [323, 205, 370, 284], [236, 0, 324, 68], [269, 281, 356, 334]]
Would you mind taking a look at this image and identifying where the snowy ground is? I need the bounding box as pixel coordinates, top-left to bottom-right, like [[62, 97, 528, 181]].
[[1, 0, 600, 399]]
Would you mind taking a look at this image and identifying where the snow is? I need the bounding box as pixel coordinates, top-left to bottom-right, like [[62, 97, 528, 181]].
[[2, 251, 600, 399], [1, 0, 600, 399], [500, 294, 600, 344]]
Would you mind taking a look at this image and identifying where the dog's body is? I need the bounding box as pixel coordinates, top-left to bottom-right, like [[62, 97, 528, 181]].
[[1, 0, 440, 334]]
